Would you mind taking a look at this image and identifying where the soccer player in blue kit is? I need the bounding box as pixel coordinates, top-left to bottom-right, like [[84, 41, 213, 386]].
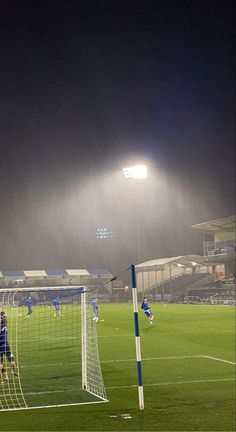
[[141, 297, 154, 325], [26, 296, 33, 318], [0, 310, 18, 383], [92, 298, 99, 322], [52, 297, 61, 317]]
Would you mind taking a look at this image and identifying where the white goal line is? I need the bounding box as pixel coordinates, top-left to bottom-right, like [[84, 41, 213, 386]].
[[0, 400, 107, 412]]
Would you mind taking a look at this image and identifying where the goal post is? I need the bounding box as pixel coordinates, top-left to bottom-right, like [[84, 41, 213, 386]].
[[0, 286, 108, 411]]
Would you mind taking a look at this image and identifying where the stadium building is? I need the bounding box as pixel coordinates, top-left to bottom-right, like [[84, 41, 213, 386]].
[[136, 215, 235, 305], [0, 216, 235, 305], [0, 268, 113, 299]]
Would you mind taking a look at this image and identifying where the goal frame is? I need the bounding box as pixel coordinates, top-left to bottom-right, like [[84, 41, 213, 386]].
[[0, 285, 108, 411]]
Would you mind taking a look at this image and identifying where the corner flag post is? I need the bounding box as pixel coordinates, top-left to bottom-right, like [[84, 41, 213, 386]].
[[81, 287, 87, 390], [131, 264, 144, 410]]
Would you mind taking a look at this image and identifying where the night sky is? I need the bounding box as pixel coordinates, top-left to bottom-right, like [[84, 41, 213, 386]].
[[0, 0, 235, 273]]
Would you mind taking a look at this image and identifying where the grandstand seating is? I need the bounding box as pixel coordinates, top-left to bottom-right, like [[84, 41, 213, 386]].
[[151, 273, 209, 299], [181, 278, 235, 304]]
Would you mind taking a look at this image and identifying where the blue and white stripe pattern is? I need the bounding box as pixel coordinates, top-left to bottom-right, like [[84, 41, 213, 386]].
[[131, 264, 144, 410], [0, 268, 112, 278]]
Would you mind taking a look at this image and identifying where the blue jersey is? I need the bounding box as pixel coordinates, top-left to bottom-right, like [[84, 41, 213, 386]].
[[26, 299, 33, 309], [92, 300, 98, 313], [0, 321, 14, 363], [0, 321, 7, 348], [141, 300, 150, 311], [53, 299, 60, 310], [141, 299, 153, 318], [92, 300, 99, 319]]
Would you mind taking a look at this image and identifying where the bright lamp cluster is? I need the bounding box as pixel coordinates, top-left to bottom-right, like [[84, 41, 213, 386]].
[[122, 165, 147, 179]]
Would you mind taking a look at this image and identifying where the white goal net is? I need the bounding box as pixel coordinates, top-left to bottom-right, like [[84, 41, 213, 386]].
[[0, 286, 108, 410]]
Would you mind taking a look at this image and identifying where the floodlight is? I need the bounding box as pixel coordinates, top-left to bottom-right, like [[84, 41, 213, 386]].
[[122, 165, 147, 179]]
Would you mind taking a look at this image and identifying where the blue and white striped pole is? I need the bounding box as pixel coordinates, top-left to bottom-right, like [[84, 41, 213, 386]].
[[131, 264, 144, 410]]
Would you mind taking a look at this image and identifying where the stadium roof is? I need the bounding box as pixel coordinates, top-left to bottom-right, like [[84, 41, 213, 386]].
[[0, 268, 113, 278], [24, 270, 47, 277], [136, 255, 205, 269], [191, 215, 236, 234]]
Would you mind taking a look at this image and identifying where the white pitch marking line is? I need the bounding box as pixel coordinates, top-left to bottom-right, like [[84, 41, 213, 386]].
[[202, 355, 236, 365], [21, 355, 201, 369], [102, 355, 202, 363], [98, 334, 133, 338], [0, 400, 107, 412], [21, 336, 78, 341], [19, 354, 236, 369], [20, 334, 133, 342], [22, 356, 200, 368], [107, 377, 235, 390], [25, 389, 73, 395], [104, 354, 236, 365], [22, 377, 235, 395]]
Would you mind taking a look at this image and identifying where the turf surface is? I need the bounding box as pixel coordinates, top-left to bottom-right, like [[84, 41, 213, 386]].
[[1, 303, 235, 431]]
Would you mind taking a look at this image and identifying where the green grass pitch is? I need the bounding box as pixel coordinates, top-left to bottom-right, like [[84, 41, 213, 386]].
[[1, 303, 235, 431]]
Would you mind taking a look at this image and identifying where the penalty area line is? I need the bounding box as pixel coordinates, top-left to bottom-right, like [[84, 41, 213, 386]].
[[202, 355, 236, 365]]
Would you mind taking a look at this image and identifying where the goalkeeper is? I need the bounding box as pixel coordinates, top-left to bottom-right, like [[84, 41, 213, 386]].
[[0, 310, 18, 384], [141, 297, 154, 325]]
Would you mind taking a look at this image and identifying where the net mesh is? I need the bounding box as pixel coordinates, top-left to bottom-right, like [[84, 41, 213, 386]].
[[0, 287, 107, 410]]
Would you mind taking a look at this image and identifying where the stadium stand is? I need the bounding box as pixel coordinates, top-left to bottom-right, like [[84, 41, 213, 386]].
[[191, 215, 235, 277], [0, 268, 113, 301], [1, 216, 234, 305], [135, 216, 235, 304], [135, 255, 211, 301]]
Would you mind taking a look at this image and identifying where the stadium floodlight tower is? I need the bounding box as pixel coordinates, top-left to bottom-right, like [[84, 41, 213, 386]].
[[122, 164, 147, 263]]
